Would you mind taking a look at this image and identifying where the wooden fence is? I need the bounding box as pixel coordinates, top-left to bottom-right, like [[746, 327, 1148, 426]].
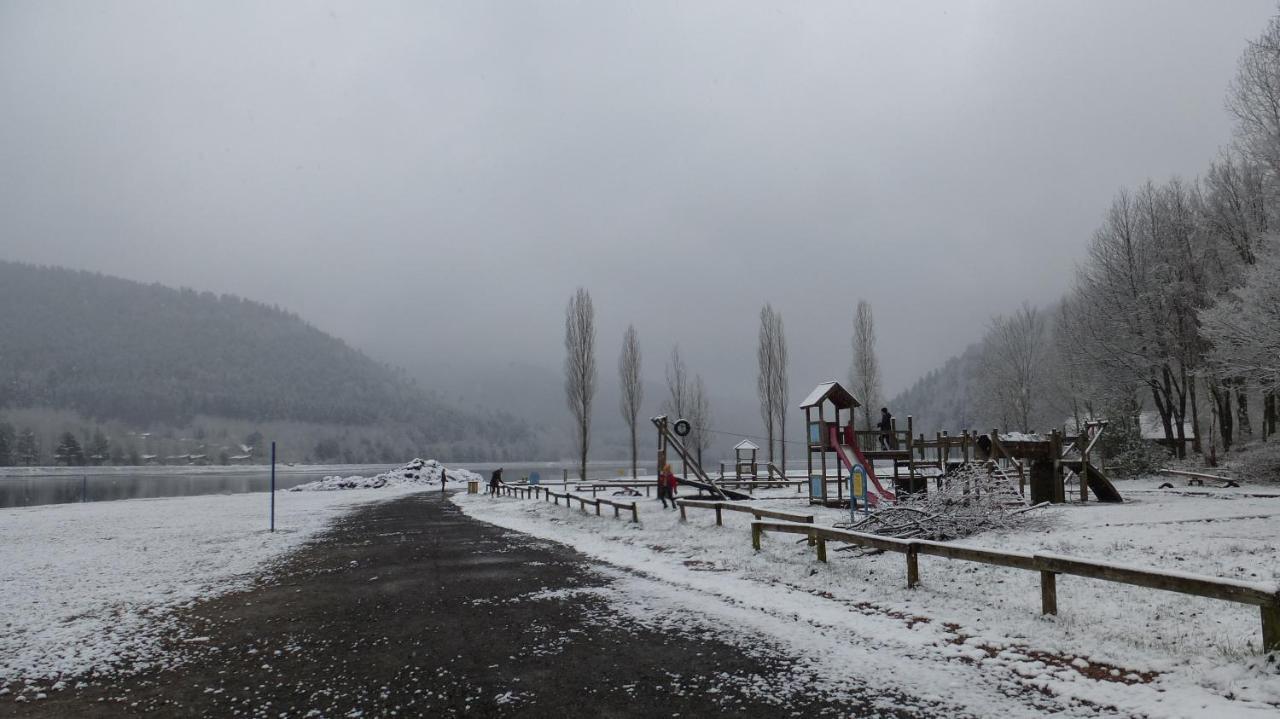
[[676, 499, 814, 526], [491, 483, 639, 522], [750, 519, 1280, 652], [543, 488, 639, 523]]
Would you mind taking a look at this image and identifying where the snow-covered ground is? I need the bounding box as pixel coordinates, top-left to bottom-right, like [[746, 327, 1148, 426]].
[[0, 485, 423, 685], [454, 476, 1280, 717]]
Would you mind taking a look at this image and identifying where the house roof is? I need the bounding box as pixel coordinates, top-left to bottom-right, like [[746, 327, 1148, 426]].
[[733, 439, 759, 451], [798, 381, 859, 410]]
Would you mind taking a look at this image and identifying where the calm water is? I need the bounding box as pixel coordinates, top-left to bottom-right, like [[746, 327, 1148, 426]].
[[0, 461, 645, 509]]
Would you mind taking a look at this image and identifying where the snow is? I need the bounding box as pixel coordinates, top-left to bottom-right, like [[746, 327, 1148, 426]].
[[0, 485, 424, 684], [454, 476, 1280, 716], [289, 458, 483, 492]]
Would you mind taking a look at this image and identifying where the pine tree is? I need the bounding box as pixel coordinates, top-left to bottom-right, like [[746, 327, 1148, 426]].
[[54, 432, 86, 466], [0, 422, 14, 466], [15, 429, 40, 466]]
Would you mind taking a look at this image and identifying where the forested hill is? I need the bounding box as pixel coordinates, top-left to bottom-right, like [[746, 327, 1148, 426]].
[[888, 342, 984, 436], [0, 261, 529, 451]]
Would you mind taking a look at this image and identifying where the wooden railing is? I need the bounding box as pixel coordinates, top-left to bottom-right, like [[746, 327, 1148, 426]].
[[750, 520, 1280, 651], [676, 499, 813, 526], [543, 488, 639, 523]]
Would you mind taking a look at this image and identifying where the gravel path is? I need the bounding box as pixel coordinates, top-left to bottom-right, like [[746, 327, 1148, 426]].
[[4, 491, 929, 717]]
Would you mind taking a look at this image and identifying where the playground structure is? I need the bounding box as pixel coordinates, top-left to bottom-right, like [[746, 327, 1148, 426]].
[[651, 415, 751, 501], [800, 381, 901, 508], [796, 381, 1123, 508], [647, 380, 1123, 509], [733, 440, 759, 479]]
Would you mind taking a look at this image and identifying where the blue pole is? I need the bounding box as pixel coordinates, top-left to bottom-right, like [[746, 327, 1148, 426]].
[[270, 441, 276, 533]]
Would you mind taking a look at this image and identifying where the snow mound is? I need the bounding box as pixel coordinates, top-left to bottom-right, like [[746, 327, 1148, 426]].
[[290, 458, 483, 492]]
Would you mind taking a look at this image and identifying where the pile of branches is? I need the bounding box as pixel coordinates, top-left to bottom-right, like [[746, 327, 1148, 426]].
[[843, 463, 1049, 541]]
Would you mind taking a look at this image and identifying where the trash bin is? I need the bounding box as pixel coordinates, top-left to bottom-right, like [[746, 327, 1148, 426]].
[[467, 480, 479, 494]]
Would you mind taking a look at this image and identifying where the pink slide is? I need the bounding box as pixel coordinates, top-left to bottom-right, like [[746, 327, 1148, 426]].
[[829, 426, 896, 507]]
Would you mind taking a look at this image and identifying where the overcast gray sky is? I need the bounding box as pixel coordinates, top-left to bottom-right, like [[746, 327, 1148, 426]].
[[2, 1, 1274, 414]]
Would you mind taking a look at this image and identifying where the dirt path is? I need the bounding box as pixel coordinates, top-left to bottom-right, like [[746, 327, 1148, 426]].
[[5, 491, 935, 718]]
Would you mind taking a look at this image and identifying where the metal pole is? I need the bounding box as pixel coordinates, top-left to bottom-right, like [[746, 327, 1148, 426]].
[[270, 441, 276, 533]]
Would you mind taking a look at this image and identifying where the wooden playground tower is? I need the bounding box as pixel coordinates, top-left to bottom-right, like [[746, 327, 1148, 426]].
[[800, 381, 921, 507]]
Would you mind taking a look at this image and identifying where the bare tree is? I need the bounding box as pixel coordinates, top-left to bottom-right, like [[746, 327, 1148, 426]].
[[756, 305, 779, 463], [770, 311, 790, 474], [687, 373, 712, 466], [978, 303, 1046, 432], [850, 300, 882, 431], [618, 325, 643, 478], [664, 345, 691, 476], [564, 287, 596, 482]]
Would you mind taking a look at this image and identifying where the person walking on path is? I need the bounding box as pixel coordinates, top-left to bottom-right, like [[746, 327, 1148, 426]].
[[489, 468, 503, 496], [657, 464, 679, 509], [878, 408, 895, 450], [440, 469, 448, 492]]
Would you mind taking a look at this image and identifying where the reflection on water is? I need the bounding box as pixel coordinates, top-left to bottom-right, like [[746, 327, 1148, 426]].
[[0, 461, 645, 509]]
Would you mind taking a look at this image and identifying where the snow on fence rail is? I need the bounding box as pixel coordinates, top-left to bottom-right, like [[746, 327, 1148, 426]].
[[750, 519, 1280, 652], [676, 499, 814, 526]]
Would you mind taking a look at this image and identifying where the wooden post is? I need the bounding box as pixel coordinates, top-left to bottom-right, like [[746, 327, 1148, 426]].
[[1262, 604, 1280, 652], [1040, 571, 1058, 615], [815, 534, 827, 563], [595, 499, 601, 516], [1080, 430, 1090, 503], [715, 505, 723, 526], [752, 522, 761, 551], [907, 544, 920, 588], [630, 503, 638, 523], [679, 503, 687, 522], [614, 504, 620, 519]]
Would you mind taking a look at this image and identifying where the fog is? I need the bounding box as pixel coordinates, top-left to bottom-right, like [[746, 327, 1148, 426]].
[[1, 1, 1273, 441]]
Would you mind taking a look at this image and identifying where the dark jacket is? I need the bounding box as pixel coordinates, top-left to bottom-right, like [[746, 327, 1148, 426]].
[[877, 412, 893, 433]]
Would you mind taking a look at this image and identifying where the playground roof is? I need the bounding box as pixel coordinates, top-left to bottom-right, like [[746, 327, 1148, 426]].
[[798, 381, 859, 410], [733, 439, 759, 451]]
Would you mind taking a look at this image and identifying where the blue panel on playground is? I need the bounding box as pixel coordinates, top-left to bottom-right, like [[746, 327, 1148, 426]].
[[809, 474, 824, 498], [808, 424, 821, 445], [529, 472, 540, 485]]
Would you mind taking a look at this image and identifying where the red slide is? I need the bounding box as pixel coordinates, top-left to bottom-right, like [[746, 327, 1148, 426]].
[[829, 426, 896, 507]]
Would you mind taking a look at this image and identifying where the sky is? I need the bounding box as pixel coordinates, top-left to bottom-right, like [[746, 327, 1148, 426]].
[[1, 0, 1275, 431]]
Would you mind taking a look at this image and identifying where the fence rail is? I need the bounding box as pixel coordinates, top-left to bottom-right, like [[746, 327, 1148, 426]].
[[676, 499, 813, 526], [542, 488, 639, 522], [750, 519, 1280, 652]]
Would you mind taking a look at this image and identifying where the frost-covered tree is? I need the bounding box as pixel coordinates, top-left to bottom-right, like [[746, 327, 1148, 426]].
[[618, 324, 643, 478], [850, 300, 882, 431], [563, 287, 597, 482], [1066, 182, 1213, 457], [1201, 240, 1280, 397], [977, 303, 1046, 432]]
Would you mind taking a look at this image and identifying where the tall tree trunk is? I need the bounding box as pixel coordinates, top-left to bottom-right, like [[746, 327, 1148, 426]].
[[1236, 381, 1252, 441], [630, 424, 638, 479], [1265, 392, 1278, 439], [779, 412, 787, 477], [1188, 369, 1202, 455], [1210, 380, 1234, 452], [1152, 375, 1176, 458]]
